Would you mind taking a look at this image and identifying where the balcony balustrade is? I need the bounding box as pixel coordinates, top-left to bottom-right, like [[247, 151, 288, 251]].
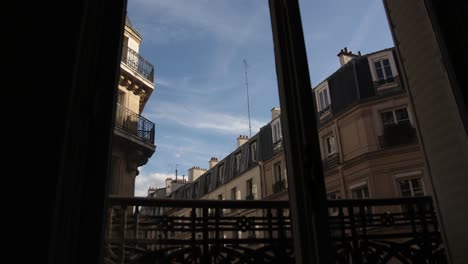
[[115, 104, 155, 144], [121, 45, 154, 83], [104, 196, 445, 263]]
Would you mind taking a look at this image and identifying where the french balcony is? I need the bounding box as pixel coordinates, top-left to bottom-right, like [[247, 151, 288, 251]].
[[104, 196, 445, 263], [121, 46, 154, 83], [115, 104, 155, 145], [272, 180, 286, 194], [379, 121, 417, 148]]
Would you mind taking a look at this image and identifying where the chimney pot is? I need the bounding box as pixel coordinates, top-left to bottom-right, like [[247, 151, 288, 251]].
[[344, 47, 348, 52], [358, 51, 361, 56]]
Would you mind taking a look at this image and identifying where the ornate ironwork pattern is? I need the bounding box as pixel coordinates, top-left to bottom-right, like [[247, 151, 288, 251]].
[[104, 196, 446, 263], [104, 198, 293, 264], [115, 104, 155, 144], [121, 46, 154, 83], [328, 196, 446, 263]]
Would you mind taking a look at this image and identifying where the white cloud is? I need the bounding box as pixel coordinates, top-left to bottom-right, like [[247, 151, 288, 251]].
[[131, 0, 266, 44], [135, 168, 172, 197], [347, 0, 381, 50], [149, 102, 268, 135]]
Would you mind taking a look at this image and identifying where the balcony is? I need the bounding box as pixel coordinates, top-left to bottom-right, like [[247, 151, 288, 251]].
[[272, 180, 286, 194], [379, 121, 417, 148], [104, 196, 445, 263], [121, 46, 154, 83], [115, 104, 155, 145]]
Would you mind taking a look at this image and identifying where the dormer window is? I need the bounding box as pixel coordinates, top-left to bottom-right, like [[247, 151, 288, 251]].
[[368, 50, 399, 89], [271, 119, 282, 144], [374, 59, 394, 84], [314, 81, 331, 116]]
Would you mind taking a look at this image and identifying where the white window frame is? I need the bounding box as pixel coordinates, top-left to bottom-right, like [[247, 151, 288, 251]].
[[380, 107, 411, 129], [235, 152, 241, 172], [314, 81, 331, 112], [395, 170, 425, 197], [250, 141, 257, 162], [324, 135, 337, 156], [273, 161, 282, 183], [367, 50, 399, 87], [271, 119, 282, 144], [350, 181, 370, 199]]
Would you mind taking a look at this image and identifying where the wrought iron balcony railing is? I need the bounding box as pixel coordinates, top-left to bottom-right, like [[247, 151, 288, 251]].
[[327, 196, 446, 263], [115, 104, 155, 144], [379, 121, 417, 148], [104, 196, 445, 263], [104, 197, 293, 264], [121, 45, 154, 83]]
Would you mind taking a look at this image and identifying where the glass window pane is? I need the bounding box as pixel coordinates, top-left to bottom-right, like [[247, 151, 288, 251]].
[[319, 91, 325, 110], [395, 108, 409, 122], [374, 61, 384, 80], [399, 180, 412, 196], [324, 89, 330, 106], [381, 111, 395, 126]]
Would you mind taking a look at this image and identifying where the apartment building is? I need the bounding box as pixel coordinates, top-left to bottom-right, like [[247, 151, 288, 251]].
[[313, 47, 427, 206], [110, 17, 157, 196]]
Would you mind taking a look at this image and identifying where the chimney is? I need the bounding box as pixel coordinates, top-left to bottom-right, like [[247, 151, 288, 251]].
[[237, 135, 249, 147], [148, 187, 156, 196], [337, 47, 358, 66], [188, 166, 207, 182], [209, 157, 219, 169], [165, 177, 173, 195], [271, 107, 281, 120]]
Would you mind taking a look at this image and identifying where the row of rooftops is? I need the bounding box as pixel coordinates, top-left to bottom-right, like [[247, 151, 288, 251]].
[[146, 47, 401, 199]]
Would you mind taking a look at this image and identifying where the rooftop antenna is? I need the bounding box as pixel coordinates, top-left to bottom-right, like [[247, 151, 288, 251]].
[[243, 59, 252, 137]]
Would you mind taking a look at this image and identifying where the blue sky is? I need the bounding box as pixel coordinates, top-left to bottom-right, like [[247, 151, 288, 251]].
[[128, 0, 394, 196]]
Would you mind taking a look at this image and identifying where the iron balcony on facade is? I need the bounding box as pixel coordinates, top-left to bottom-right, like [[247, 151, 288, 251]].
[[379, 121, 417, 148], [115, 103, 155, 145], [104, 196, 445, 263], [121, 45, 154, 83]]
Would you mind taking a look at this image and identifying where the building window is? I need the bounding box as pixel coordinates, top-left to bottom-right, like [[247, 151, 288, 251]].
[[218, 194, 223, 200], [381, 108, 410, 128], [317, 88, 331, 112], [271, 119, 282, 144], [250, 141, 257, 162], [273, 162, 285, 193], [274, 162, 282, 183], [327, 191, 341, 200], [351, 185, 369, 199], [231, 187, 237, 200], [399, 178, 424, 197], [246, 179, 253, 200], [234, 152, 241, 174], [218, 164, 224, 185], [325, 135, 336, 156], [374, 58, 394, 84]]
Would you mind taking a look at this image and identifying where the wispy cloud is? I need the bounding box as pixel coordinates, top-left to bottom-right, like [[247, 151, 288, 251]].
[[130, 0, 266, 44], [149, 102, 267, 135], [135, 167, 172, 196], [347, 0, 381, 50]]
